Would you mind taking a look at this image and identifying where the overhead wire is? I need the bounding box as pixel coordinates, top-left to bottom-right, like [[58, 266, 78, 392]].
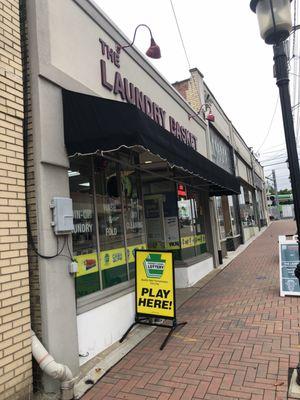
[[256, 96, 279, 153], [169, 0, 191, 70], [263, 158, 300, 167], [260, 143, 287, 152], [169, 0, 206, 116]]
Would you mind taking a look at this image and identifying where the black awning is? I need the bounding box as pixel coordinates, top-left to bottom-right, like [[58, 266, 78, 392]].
[[62, 89, 240, 196]]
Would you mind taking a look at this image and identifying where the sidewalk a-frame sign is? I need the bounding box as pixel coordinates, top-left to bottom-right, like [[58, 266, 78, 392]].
[[279, 235, 300, 296], [120, 250, 186, 350]]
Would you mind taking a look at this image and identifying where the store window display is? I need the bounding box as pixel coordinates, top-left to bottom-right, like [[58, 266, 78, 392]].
[[70, 154, 209, 300], [177, 186, 207, 259], [239, 185, 257, 227], [215, 196, 226, 240], [69, 158, 99, 298], [69, 155, 146, 298]]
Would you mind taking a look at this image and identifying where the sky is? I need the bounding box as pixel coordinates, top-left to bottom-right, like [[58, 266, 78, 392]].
[[95, 0, 300, 190]]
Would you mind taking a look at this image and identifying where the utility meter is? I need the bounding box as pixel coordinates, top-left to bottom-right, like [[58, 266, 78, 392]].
[[50, 197, 74, 235]]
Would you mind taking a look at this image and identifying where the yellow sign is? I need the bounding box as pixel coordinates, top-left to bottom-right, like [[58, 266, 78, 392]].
[[136, 250, 175, 319], [75, 252, 99, 277], [75, 244, 147, 277]]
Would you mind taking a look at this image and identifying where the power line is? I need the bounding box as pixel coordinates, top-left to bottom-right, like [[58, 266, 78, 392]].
[[256, 96, 280, 152], [260, 152, 287, 162], [263, 161, 288, 167], [263, 158, 300, 167], [259, 142, 293, 153], [260, 147, 285, 154], [259, 145, 300, 161], [169, 0, 206, 116], [169, 0, 191, 69]]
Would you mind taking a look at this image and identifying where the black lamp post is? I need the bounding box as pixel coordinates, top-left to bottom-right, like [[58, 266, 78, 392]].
[[250, 0, 300, 389], [250, 0, 300, 269]]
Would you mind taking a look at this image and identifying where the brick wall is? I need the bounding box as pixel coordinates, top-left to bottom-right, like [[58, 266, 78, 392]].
[[173, 69, 203, 113], [0, 1, 32, 399], [20, 0, 41, 389]]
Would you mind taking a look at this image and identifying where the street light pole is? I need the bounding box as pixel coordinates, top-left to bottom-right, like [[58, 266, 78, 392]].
[[271, 169, 280, 219], [250, 0, 300, 252], [250, 0, 300, 391], [273, 42, 300, 242]]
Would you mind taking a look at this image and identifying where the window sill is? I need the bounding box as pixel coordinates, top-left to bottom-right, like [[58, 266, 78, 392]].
[[77, 280, 135, 315]]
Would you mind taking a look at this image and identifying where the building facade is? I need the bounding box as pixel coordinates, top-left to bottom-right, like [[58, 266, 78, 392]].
[[173, 69, 268, 262], [0, 1, 268, 399]]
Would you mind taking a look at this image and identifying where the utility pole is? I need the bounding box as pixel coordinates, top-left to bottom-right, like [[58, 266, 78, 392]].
[[272, 169, 281, 219]]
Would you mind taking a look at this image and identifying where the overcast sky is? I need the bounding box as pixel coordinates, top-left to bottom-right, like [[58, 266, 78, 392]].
[[95, 0, 299, 190]]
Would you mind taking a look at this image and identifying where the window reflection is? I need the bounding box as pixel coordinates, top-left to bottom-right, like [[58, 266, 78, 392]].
[[94, 157, 127, 289], [121, 167, 146, 279], [178, 186, 207, 260], [69, 158, 100, 298]]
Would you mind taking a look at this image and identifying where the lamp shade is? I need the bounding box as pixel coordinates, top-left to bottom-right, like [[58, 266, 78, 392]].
[[250, 0, 292, 44], [145, 38, 161, 59]]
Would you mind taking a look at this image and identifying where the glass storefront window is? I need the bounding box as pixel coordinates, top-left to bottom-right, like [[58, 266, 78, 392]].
[[178, 187, 207, 259], [143, 180, 207, 261], [94, 158, 127, 289], [70, 154, 209, 300], [69, 158, 100, 298], [143, 180, 179, 252], [239, 185, 257, 227], [228, 196, 239, 236], [121, 167, 147, 279], [215, 196, 226, 240], [71, 155, 146, 298], [257, 190, 265, 221]]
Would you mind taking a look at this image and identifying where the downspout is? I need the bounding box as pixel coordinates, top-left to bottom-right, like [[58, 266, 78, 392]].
[[31, 330, 75, 400]]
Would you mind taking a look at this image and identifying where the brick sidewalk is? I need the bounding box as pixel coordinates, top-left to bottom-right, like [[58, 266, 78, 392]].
[[83, 220, 300, 400]]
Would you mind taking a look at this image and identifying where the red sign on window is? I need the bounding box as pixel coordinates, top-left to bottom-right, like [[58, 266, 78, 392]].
[[177, 184, 187, 197]]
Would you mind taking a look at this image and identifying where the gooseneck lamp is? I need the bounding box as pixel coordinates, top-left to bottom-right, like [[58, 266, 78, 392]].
[[116, 24, 161, 59], [250, 0, 300, 389], [188, 103, 215, 122]]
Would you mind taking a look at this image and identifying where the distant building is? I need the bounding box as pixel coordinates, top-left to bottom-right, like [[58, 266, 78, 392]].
[[173, 68, 269, 258]]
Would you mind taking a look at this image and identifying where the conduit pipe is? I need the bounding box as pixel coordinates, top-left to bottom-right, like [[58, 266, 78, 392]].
[[31, 330, 75, 400]]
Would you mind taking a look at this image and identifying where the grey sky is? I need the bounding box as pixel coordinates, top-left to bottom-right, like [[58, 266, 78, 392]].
[[94, 0, 299, 190]]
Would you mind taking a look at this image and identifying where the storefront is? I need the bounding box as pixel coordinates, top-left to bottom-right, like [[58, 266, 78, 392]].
[[239, 182, 259, 241], [70, 152, 209, 299], [254, 173, 268, 227], [215, 195, 241, 253], [210, 125, 241, 255], [25, 0, 240, 391], [62, 89, 240, 362]]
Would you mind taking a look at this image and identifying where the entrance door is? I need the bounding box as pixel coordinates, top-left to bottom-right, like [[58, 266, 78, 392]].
[[144, 194, 167, 249]]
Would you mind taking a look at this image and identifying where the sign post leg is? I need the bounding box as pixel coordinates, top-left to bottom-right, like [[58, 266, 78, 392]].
[[119, 320, 138, 343], [159, 320, 187, 350]]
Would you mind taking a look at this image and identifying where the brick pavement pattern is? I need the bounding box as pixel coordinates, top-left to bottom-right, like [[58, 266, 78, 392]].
[[83, 220, 300, 400]]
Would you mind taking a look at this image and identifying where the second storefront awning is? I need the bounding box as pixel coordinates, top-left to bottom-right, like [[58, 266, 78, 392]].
[[62, 89, 240, 196]]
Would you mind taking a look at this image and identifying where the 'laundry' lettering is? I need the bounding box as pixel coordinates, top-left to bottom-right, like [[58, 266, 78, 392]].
[[100, 59, 197, 150]]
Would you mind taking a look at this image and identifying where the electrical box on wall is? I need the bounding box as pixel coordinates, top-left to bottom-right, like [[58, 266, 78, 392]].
[[50, 197, 74, 235]]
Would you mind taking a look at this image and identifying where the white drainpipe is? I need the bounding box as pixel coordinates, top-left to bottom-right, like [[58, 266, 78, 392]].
[[31, 330, 75, 400]]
